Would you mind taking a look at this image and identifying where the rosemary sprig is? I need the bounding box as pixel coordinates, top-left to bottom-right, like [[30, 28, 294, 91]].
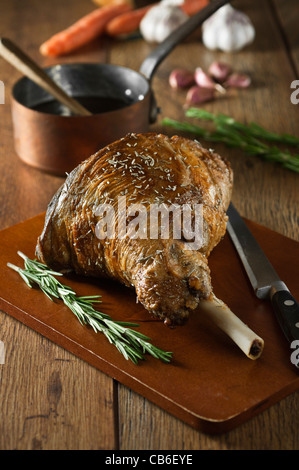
[[186, 108, 299, 146], [162, 108, 299, 172], [7, 252, 173, 365]]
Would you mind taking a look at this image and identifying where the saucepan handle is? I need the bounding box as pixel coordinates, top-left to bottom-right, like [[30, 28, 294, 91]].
[[139, 0, 231, 82]]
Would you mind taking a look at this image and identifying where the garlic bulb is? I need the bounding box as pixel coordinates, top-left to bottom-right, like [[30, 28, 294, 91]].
[[202, 4, 255, 52], [140, 2, 188, 44]]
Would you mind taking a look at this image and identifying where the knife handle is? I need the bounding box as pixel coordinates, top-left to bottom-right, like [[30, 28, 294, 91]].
[[271, 289, 299, 344]]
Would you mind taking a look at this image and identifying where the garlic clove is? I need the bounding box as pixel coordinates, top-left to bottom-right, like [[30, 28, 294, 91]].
[[208, 61, 231, 83], [169, 68, 195, 89], [224, 73, 251, 88], [186, 86, 215, 105], [194, 67, 226, 94], [194, 67, 215, 89]]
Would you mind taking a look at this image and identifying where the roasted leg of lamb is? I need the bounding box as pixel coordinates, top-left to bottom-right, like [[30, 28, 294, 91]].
[[36, 133, 263, 358], [36, 133, 232, 323]]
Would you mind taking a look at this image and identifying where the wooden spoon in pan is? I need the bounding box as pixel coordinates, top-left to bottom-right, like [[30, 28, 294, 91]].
[[0, 37, 91, 116]]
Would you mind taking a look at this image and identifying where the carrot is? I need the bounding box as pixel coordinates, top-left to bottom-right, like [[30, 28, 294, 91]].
[[105, 0, 209, 38], [40, 3, 132, 57], [180, 0, 209, 16], [106, 3, 158, 37], [92, 0, 133, 6]]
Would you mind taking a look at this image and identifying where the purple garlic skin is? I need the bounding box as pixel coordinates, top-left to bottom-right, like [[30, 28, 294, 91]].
[[186, 86, 215, 105], [169, 68, 195, 89], [224, 73, 251, 88], [194, 67, 216, 89], [194, 67, 226, 94], [208, 61, 232, 83]]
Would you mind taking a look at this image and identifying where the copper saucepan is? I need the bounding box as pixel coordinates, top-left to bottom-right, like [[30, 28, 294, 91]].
[[11, 0, 230, 175]]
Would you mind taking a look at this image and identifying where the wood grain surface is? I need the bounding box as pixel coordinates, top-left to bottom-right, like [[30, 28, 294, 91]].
[[1, 213, 298, 436], [0, 0, 298, 450]]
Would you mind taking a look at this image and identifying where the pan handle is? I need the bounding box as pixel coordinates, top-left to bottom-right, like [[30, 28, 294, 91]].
[[139, 0, 231, 82]]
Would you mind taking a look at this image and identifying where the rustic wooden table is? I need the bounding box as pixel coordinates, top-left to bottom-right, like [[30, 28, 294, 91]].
[[0, 0, 298, 450]]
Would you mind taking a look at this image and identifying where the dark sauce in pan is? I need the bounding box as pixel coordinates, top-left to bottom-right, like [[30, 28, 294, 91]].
[[31, 96, 132, 115]]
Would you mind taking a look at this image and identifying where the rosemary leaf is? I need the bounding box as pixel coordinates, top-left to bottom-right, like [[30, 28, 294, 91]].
[[162, 109, 299, 173], [7, 252, 173, 365]]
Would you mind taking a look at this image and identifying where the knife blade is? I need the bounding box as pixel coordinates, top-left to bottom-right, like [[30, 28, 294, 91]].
[[227, 203, 299, 344]]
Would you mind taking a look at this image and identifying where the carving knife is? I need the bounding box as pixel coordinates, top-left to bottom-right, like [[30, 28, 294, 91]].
[[227, 203, 299, 344]]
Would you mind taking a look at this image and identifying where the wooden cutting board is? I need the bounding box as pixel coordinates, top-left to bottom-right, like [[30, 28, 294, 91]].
[[0, 213, 298, 433]]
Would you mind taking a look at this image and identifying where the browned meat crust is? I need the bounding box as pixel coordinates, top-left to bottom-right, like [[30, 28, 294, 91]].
[[36, 133, 233, 325]]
